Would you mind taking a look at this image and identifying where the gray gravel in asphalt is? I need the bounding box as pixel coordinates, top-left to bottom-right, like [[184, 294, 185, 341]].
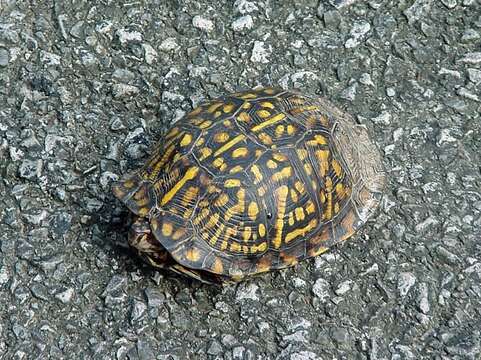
[[1, 0, 481, 359]]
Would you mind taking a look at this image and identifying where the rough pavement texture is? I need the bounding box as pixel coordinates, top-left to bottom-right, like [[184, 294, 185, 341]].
[[1, 0, 481, 359]]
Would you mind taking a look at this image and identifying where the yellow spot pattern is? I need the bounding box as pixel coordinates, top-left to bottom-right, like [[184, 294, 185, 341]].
[[214, 134, 246, 157], [273, 186, 289, 249], [232, 147, 248, 158], [180, 134, 192, 146], [248, 202, 259, 220], [251, 113, 286, 132]]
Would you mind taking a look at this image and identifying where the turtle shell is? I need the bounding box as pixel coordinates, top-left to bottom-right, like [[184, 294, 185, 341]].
[[113, 88, 386, 283]]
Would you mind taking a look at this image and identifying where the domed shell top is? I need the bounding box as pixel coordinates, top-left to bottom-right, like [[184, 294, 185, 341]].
[[113, 88, 386, 283]]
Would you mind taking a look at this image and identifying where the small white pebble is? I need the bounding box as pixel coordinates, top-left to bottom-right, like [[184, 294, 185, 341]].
[[192, 15, 214, 32]]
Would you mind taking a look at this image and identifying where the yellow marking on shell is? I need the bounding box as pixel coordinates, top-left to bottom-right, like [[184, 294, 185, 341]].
[[273, 186, 289, 249], [320, 115, 329, 126], [290, 188, 298, 203], [285, 218, 318, 244], [188, 106, 202, 116], [135, 196, 149, 207], [258, 132, 273, 145], [193, 208, 210, 226], [324, 177, 333, 220], [214, 132, 230, 143], [267, 159, 277, 169], [275, 125, 284, 137], [295, 207, 305, 221], [123, 179, 135, 189], [207, 185, 219, 193], [183, 208, 193, 219], [290, 105, 319, 114], [232, 147, 248, 158], [198, 120, 212, 129], [320, 190, 326, 203], [191, 118, 203, 126], [237, 188, 245, 203], [160, 167, 199, 206], [229, 165, 244, 174], [332, 159, 343, 178], [205, 213, 220, 229], [185, 248, 201, 262], [287, 124, 295, 135], [213, 157, 224, 168], [251, 113, 286, 132], [242, 102, 251, 109], [224, 189, 245, 222], [181, 186, 199, 205], [223, 103, 235, 113], [248, 202, 259, 221], [243, 227, 252, 242], [315, 134, 328, 144], [240, 93, 257, 99], [199, 198, 210, 207], [224, 179, 241, 188], [222, 228, 236, 251], [306, 115, 317, 128], [212, 257, 224, 273], [334, 202, 340, 214], [272, 153, 287, 161], [258, 223, 266, 237], [230, 242, 241, 253], [251, 242, 267, 253], [152, 143, 175, 176], [258, 186, 266, 196], [214, 111, 222, 118], [294, 181, 305, 194], [207, 103, 222, 113], [250, 165, 263, 184], [223, 120, 233, 128], [288, 212, 295, 226], [180, 134, 192, 146], [264, 88, 276, 94], [196, 137, 205, 147], [260, 101, 275, 109], [171, 153, 182, 164], [306, 201, 315, 214], [214, 193, 229, 207], [272, 166, 292, 182], [213, 134, 246, 157], [199, 147, 212, 160], [326, 176, 333, 191], [316, 150, 330, 177], [165, 127, 180, 139], [237, 112, 250, 122], [255, 149, 263, 158], [209, 224, 225, 246], [172, 228, 186, 240], [161, 222, 173, 237], [304, 163, 313, 175], [309, 246, 329, 257], [256, 109, 271, 118]]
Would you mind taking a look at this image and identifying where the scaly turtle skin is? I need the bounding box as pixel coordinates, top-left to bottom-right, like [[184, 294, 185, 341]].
[[113, 88, 386, 284]]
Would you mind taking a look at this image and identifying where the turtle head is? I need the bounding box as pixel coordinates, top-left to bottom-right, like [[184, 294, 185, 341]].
[[128, 216, 156, 252]]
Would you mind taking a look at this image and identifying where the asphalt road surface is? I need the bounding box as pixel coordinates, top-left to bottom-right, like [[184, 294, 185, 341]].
[[0, 0, 480, 359]]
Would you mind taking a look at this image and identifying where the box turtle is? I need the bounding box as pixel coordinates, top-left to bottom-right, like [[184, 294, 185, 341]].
[[113, 88, 386, 284]]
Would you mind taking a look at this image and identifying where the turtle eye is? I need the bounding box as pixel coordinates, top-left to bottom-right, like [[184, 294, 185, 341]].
[[266, 212, 272, 219]]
